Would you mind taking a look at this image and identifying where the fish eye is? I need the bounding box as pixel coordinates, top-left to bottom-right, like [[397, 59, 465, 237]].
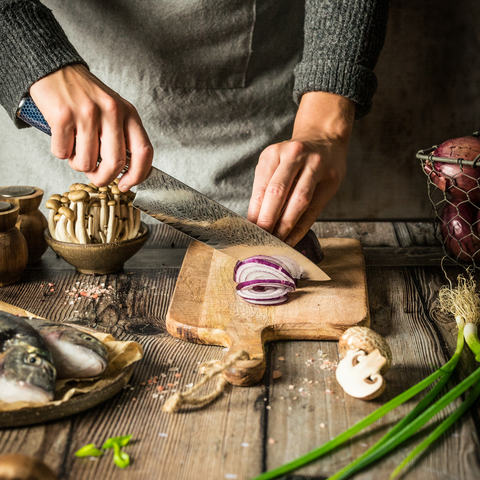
[[24, 354, 43, 366], [82, 334, 94, 341]]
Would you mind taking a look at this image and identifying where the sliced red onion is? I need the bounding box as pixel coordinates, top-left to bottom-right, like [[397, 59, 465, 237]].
[[270, 255, 304, 279], [233, 255, 300, 306], [235, 296, 288, 305], [234, 257, 295, 284]]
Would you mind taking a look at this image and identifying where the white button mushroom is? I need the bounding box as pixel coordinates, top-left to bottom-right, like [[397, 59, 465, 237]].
[[335, 326, 392, 400]]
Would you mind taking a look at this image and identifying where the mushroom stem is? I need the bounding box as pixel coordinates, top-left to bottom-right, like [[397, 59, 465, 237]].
[[56, 207, 71, 242], [69, 190, 90, 244], [98, 193, 108, 238], [127, 201, 135, 239], [106, 200, 117, 243], [62, 206, 77, 243], [45, 199, 61, 238], [90, 202, 101, 243], [132, 208, 141, 238]]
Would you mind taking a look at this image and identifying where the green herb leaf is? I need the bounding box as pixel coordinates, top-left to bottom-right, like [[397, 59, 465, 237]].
[[74, 444, 104, 458], [102, 434, 133, 450], [113, 443, 130, 468]]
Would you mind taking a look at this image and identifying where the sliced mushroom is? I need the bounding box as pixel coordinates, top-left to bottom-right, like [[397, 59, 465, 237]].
[[335, 326, 392, 400]]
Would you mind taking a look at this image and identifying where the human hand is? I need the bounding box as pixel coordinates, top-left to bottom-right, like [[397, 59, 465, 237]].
[[247, 92, 355, 247], [29, 64, 153, 192]]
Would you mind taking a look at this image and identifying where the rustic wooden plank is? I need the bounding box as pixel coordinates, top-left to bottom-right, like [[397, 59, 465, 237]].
[[263, 267, 480, 479], [393, 222, 413, 247], [311, 222, 399, 247], [60, 334, 264, 480], [28, 247, 188, 270], [406, 222, 437, 247], [0, 258, 265, 480], [364, 246, 454, 267]]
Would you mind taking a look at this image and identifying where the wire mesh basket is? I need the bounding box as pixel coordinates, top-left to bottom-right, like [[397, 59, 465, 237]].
[[416, 132, 480, 268]]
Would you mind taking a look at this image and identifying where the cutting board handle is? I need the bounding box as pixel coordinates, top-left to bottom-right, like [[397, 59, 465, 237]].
[[224, 335, 266, 386]]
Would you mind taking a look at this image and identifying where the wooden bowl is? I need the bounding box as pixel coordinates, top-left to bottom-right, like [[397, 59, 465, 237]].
[[45, 223, 149, 274]]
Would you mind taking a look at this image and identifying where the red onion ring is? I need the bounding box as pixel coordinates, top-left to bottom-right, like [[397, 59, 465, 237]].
[[233, 256, 300, 305]]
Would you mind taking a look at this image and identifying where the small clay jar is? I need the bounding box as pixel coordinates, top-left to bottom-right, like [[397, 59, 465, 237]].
[[0, 202, 28, 287], [0, 186, 48, 263]]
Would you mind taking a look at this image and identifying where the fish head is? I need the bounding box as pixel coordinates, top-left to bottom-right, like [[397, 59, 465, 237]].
[[0, 345, 56, 404], [49, 330, 109, 379]]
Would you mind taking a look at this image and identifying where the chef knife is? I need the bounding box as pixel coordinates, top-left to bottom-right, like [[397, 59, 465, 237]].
[[17, 97, 329, 281]]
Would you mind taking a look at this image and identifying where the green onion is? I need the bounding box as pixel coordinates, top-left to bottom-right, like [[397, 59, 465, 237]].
[[327, 351, 480, 480], [390, 379, 480, 479], [74, 444, 104, 458], [390, 322, 480, 479], [251, 357, 454, 480], [113, 443, 130, 468], [464, 322, 480, 361], [322, 320, 464, 480], [75, 435, 133, 469], [102, 434, 133, 450]]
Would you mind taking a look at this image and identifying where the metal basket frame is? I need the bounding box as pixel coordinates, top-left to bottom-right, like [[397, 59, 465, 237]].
[[416, 133, 480, 269]]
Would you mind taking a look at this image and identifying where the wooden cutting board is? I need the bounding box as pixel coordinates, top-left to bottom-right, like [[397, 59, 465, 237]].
[[166, 237, 369, 386]]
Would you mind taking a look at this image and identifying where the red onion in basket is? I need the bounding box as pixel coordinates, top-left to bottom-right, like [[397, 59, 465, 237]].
[[440, 199, 480, 262], [424, 135, 480, 202], [233, 256, 300, 305]]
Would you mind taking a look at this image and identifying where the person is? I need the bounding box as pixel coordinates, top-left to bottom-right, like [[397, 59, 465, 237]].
[[0, 0, 389, 246]]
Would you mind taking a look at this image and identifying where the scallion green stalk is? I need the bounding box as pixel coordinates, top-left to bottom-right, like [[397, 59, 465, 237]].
[[464, 322, 480, 361], [326, 356, 480, 480], [390, 379, 480, 479], [252, 355, 457, 480], [322, 321, 464, 480]]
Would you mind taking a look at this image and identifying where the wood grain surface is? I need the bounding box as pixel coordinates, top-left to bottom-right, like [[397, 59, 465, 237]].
[[0, 222, 478, 480], [167, 238, 369, 386]]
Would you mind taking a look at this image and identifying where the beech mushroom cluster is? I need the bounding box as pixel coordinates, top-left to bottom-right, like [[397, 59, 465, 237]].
[[45, 182, 141, 244], [335, 326, 392, 401]]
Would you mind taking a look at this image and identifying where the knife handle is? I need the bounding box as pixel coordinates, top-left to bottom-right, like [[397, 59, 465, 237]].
[[16, 97, 52, 135], [16, 96, 132, 168]]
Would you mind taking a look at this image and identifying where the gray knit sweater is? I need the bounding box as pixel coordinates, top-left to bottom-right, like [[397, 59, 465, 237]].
[[0, 0, 388, 125]]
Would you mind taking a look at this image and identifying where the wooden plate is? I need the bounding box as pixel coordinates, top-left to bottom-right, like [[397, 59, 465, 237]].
[[0, 319, 135, 428], [0, 365, 133, 428]]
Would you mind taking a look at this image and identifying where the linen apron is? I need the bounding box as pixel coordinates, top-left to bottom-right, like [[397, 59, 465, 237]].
[[2, 0, 305, 217]]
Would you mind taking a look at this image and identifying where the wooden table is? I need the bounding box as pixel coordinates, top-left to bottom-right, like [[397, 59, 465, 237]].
[[0, 222, 479, 480]]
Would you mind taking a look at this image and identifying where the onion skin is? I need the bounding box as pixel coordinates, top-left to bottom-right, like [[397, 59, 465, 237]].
[[294, 229, 324, 264], [425, 135, 480, 202], [440, 200, 480, 262]]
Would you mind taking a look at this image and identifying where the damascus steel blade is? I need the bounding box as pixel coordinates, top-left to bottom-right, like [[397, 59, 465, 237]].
[[133, 168, 329, 281]]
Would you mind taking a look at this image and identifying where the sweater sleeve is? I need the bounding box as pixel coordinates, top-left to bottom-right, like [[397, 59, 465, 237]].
[[293, 0, 389, 119], [0, 0, 88, 128]]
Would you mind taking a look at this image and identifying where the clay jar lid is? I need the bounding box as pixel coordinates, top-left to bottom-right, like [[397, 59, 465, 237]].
[[0, 203, 20, 231], [0, 201, 12, 212], [0, 186, 43, 213]]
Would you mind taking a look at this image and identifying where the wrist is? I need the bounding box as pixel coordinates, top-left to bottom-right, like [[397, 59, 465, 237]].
[[292, 91, 355, 144]]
